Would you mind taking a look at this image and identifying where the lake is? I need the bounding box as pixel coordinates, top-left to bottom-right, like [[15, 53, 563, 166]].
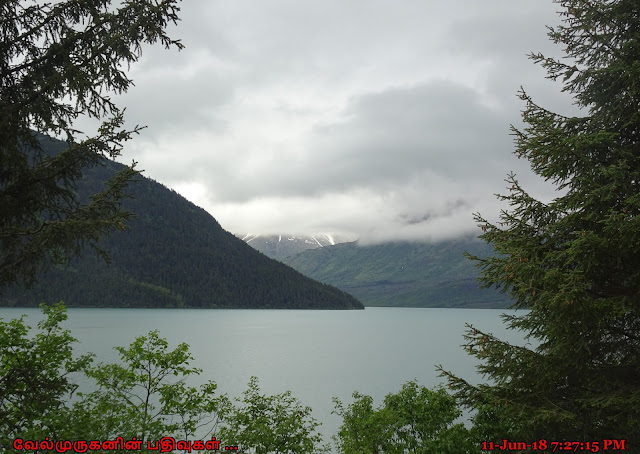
[[0, 306, 528, 446]]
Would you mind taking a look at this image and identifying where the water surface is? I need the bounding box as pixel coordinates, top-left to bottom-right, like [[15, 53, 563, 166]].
[[0, 306, 527, 444]]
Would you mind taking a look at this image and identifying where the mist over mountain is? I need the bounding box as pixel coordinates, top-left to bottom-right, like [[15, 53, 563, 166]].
[[281, 239, 513, 308]]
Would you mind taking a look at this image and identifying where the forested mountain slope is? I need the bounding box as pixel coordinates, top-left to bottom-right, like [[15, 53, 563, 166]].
[[1, 137, 363, 309], [282, 240, 512, 308]]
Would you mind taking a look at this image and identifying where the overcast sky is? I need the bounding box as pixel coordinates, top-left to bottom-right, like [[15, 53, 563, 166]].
[[97, 0, 582, 243]]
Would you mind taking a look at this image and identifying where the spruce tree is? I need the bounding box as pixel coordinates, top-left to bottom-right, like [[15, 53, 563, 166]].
[[0, 0, 183, 289], [440, 0, 640, 443]]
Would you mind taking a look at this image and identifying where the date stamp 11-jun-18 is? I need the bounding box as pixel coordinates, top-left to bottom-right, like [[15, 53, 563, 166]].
[[482, 439, 627, 452]]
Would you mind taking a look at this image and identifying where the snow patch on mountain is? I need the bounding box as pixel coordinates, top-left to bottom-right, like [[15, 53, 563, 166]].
[[242, 233, 259, 243], [236, 232, 356, 260]]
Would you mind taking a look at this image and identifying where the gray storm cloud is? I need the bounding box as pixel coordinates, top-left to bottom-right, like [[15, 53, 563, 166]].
[[86, 0, 576, 242]]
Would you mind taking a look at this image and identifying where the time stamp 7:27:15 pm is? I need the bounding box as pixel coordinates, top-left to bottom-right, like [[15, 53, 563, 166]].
[[481, 439, 627, 452]]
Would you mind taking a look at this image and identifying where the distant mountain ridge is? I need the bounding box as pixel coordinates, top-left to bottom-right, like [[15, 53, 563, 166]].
[[281, 240, 513, 308], [237, 233, 355, 260], [1, 136, 363, 310]]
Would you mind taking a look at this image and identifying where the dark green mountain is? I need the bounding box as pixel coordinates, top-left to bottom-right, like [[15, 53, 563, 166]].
[[281, 240, 513, 308], [1, 137, 363, 310]]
